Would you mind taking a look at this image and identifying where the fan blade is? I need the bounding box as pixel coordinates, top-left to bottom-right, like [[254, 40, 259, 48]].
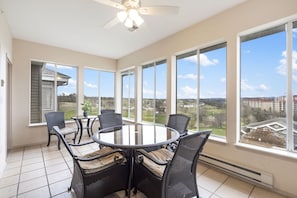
[[103, 17, 120, 29], [139, 6, 179, 15], [93, 0, 125, 10]]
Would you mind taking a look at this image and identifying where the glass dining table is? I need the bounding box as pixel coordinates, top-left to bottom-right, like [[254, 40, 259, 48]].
[[92, 123, 180, 197]]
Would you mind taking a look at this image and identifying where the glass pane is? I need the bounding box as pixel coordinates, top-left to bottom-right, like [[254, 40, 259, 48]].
[[56, 64, 77, 120], [129, 72, 135, 119], [199, 45, 227, 137], [176, 53, 198, 131], [31, 61, 55, 123], [122, 74, 129, 118], [142, 65, 154, 122], [84, 68, 99, 115], [122, 70, 135, 120], [100, 71, 115, 111], [155, 62, 167, 124], [293, 21, 297, 150], [240, 27, 287, 149]]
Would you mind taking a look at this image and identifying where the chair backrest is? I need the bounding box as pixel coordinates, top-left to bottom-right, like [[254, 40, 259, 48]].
[[53, 126, 75, 157], [166, 114, 190, 136], [98, 112, 123, 130], [163, 130, 211, 198], [44, 112, 66, 132], [101, 109, 115, 114]]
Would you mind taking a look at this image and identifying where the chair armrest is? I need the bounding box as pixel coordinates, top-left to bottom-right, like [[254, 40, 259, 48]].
[[77, 148, 125, 162], [69, 140, 96, 147], [136, 149, 169, 166]]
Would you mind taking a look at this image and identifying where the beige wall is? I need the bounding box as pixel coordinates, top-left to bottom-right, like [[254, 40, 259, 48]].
[[117, 0, 297, 196], [1, 0, 297, 196], [11, 39, 116, 147]]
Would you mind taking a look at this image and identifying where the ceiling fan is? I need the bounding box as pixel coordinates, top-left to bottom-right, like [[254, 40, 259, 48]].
[[93, 0, 179, 31]]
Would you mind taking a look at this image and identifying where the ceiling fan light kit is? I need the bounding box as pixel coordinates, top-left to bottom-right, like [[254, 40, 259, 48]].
[[94, 0, 179, 31], [117, 9, 144, 29]]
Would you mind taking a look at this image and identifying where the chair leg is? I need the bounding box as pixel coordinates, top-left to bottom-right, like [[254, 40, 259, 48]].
[[57, 135, 61, 150], [47, 133, 51, 147]]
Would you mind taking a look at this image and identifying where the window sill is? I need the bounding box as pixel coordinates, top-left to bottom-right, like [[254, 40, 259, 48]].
[[235, 142, 297, 160]]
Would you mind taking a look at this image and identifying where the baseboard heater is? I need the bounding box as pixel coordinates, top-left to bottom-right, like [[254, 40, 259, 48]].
[[199, 154, 273, 188]]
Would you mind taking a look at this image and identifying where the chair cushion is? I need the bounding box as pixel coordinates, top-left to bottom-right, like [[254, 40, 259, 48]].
[[50, 127, 77, 135], [142, 148, 174, 178], [79, 147, 126, 174], [59, 127, 77, 135]]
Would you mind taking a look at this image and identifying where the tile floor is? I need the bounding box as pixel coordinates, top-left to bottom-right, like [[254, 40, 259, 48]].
[[0, 135, 289, 198]]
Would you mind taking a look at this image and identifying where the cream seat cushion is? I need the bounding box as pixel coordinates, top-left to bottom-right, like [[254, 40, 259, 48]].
[[142, 148, 174, 178], [78, 147, 126, 174]]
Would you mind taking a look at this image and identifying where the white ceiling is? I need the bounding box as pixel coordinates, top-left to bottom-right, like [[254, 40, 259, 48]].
[[0, 0, 246, 59]]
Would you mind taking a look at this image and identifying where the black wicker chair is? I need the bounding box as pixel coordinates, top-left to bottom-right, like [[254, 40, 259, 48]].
[[133, 130, 211, 198], [165, 114, 190, 151], [53, 126, 129, 198], [98, 112, 123, 130], [100, 109, 115, 114], [44, 112, 78, 150], [166, 114, 190, 136]]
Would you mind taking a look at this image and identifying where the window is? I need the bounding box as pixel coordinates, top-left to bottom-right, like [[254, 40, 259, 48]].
[[122, 69, 135, 120], [142, 60, 167, 124], [293, 21, 297, 151], [176, 42, 227, 137], [84, 69, 115, 115], [240, 21, 297, 151], [31, 61, 77, 123]]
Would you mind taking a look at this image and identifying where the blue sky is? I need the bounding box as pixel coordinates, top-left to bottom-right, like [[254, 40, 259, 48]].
[[56, 26, 297, 99], [177, 47, 227, 99]]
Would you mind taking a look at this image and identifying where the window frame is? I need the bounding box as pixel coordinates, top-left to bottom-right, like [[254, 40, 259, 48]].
[[237, 20, 297, 152]]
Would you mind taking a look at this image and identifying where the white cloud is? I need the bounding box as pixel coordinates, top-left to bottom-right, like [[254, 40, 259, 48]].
[[183, 54, 219, 66], [276, 50, 297, 81], [241, 79, 269, 92], [177, 73, 197, 80], [84, 81, 97, 88], [180, 86, 197, 98], [68, 78, 76, 87], [241, 79, 254, 91], [220, 77, 226, 82], [256, 84, 269, 91], [200, 54, 219, 66], [143, 88, 154, 96]]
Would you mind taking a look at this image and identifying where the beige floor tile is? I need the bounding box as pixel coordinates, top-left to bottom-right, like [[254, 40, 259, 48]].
[[49, 178, 71, 196], [21, 162, 44, 173], [44, 158, 66, 167], [198, 186, 213, 198], [18, 186, 50, 198], [20, 168, 46, 182], [197, 163, 209, 176], [43, 151, 63, 161], [249, 187, 288, 198], [0, 174, 19, 188], [5, 160, 22, 169], [18, 176, 48, 194], [2, 166, 21, 177], [46, 163, 69, 175], [211, 194, 223, 198], [0, 184, 18, 198], [198, 169, 228, 193], [22, 156, 43, 166], [47, 169, 72, 184], [23, 152, 42, 160], [214, 177, 253, 198], [52, 190, 75, 198]]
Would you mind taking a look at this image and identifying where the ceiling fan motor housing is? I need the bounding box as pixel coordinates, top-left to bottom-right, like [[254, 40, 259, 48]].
[[123, 0, 140, 9]]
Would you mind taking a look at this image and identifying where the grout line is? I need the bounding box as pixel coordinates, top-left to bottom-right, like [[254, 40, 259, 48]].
[[16, 147, 25, 197], [41, 144, 53, 198]]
